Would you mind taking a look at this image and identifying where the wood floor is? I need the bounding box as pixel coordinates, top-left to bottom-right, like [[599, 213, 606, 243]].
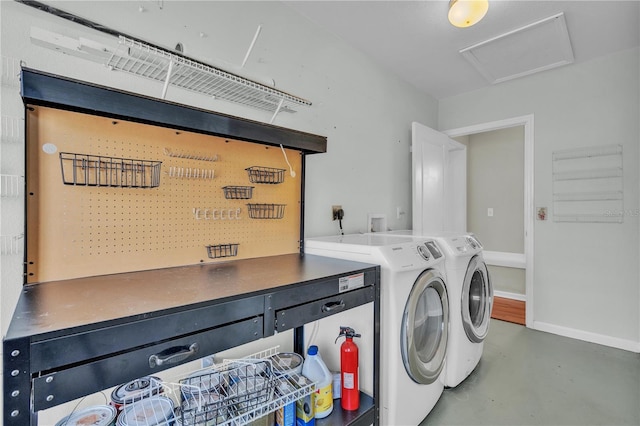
[[491, 296, 526, 325]]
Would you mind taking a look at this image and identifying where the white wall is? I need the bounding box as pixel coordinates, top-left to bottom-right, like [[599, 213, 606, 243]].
[[439, 47, 640, 351], [0, 0, 437, 329], [1, 1, 438, 422], [466, 126, 524, 253]]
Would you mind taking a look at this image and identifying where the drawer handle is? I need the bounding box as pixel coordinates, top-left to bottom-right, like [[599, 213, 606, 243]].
[[149, 343, 199, 368], [322, 300, 345, 313]]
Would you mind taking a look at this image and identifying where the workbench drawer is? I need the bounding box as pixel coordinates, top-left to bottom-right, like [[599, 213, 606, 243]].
[[30, 295, 264, 372], [32, 316, 263, 411], [274, 286, 375, 333]]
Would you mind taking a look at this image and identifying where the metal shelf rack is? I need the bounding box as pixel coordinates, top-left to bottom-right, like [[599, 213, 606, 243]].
[[552, 144, 623, 223], [108, 36, 311, 114], [3, 255, 380, 426]]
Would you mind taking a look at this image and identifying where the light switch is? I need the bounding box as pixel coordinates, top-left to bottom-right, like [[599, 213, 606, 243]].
[[488, 208, 494, 217]]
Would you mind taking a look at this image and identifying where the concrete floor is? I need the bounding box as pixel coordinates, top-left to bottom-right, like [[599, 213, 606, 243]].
[[421, 319, 640, 425]]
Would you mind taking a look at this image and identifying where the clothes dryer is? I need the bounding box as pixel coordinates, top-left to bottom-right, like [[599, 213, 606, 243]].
[[305, 234, 449, 425], [370, 230, 493, 388]]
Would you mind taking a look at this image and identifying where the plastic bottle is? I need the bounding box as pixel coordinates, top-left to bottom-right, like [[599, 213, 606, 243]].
[[295, 376, 315, 426], [335, 326, 361, 411], [302, 345, 333, 419]]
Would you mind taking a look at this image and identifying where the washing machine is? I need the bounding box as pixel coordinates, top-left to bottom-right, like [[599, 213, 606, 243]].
[[305, 233, 449, 425], [372, 230, 493, 388]]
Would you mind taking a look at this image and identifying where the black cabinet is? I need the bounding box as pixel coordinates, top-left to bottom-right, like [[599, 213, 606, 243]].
[[3, 254, 380, 426]]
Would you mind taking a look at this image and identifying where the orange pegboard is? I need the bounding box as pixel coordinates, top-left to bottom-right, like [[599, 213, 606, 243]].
[[26, 106, 302, 283]]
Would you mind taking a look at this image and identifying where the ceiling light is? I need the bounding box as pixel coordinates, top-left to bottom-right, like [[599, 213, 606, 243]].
[[448, 0, 489, 28]]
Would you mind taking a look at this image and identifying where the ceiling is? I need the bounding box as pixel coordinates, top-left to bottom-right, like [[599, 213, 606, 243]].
[[285, 0, 640, 99]]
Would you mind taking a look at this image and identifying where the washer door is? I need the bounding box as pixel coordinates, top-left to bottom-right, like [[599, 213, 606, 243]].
[[462, 255, 493, 343], [401, 269, 449, 384]]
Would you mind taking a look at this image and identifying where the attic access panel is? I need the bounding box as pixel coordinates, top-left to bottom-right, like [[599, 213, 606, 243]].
[[460, 13, 574, 84]]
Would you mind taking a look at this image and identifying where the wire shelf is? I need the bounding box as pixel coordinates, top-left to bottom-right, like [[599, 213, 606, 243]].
[[1, 55, 21, 87], [245, 167, 285, 184], [223, 186, 254, 200], [1, 174, 22, 197], [206, 243, 240, 259], [1, 115, 25, 143], [1, 234, 24, 255], [59, 152, 162, 188], [177, 347, 314, 426], [247, 204, 286, 220], [114, 347, 315, 426], [107, 37, 312, 113]]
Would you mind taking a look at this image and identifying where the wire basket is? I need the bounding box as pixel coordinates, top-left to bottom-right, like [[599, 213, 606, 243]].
[[206, 244, 239, 259], [59, 152, 161, 188], [245, 167, 285, 184], [246, 204, 286, 220], [223, 186, 254, 200], [113, 348, 315, 426], [175, 347, 315, 426]]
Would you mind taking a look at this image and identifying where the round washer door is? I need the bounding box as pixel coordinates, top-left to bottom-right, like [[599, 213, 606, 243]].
[[461, 255, 493, 343], [401, 269, 449, 384]]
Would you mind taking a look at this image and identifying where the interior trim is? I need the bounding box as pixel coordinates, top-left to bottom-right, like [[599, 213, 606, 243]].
[[493, 290, 526, 302], [533, 321, 640, 353], [443, 114, 534, 328], [483, 250, 526, 269]]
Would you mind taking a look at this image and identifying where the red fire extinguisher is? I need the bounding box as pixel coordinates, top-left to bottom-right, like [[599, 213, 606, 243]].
[[335, 326, 361, 411]]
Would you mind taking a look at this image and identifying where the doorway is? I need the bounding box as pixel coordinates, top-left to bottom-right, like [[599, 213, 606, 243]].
[[443, 115, 534, 327]]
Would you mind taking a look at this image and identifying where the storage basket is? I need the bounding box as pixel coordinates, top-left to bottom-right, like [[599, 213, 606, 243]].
[[246, 204, 286, 220], [222, 186, 254, 200], [245, 166, 285, 184], [206, 244, 239, 259], [174, 347, 315, 426], [59, 152, 161, 188]]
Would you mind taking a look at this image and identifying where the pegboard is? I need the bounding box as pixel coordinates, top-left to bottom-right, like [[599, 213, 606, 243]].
[[26, 106, 302, 283]]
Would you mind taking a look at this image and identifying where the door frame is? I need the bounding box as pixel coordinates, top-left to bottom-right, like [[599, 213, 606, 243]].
[[442, 114, 534, 328]]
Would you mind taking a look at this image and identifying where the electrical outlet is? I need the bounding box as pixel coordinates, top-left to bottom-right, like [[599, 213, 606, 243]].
[[332, 205, 343, 221]]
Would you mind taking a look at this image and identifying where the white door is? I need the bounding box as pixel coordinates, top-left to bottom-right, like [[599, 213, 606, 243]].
[[412, 122, 467, 234]]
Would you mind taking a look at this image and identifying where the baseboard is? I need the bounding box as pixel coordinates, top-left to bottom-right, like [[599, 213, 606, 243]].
[[533, 321, 640, 353], [493, 290, 526, 301]]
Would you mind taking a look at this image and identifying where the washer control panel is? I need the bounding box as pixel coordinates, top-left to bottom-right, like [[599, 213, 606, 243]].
[[425, 241, 443, 259], [445, 233, 483, 255], [417, 244, 431, 260]]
